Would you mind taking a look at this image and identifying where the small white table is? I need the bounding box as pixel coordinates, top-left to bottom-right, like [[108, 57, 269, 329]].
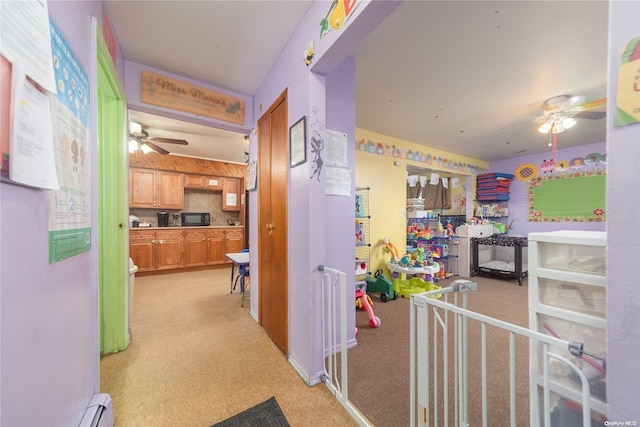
[[226, 252, 250, 306]]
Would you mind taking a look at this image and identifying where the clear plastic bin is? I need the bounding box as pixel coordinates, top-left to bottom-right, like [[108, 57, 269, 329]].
[[539, 278, 605, 318]]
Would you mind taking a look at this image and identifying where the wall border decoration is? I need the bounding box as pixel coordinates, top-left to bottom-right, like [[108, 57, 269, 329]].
[[528, 169, 606, 223], [356, 138, 487, 175]]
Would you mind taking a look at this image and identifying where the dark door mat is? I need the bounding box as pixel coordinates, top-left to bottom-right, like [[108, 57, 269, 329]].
[[211, 396, 290, 427]]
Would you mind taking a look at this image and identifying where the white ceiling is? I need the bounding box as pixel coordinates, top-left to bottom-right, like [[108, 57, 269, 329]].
[[105, 0, 609, 164]]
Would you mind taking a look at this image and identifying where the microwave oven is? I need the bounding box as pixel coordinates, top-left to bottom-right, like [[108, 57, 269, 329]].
[[181, 212, 210, 226]]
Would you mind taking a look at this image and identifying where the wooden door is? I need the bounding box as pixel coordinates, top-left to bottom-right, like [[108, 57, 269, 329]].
[[257, 90, 288, 354]]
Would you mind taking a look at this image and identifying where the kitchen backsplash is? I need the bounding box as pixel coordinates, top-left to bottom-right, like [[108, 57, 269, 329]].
[[130, 190, 240, 226]]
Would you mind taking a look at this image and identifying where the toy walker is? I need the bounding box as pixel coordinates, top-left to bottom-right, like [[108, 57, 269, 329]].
[[355, 281, 381, 328]]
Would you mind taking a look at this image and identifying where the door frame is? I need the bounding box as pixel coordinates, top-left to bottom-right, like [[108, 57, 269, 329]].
[[94, 19, 129, 354], [257, 89, 289, 353]]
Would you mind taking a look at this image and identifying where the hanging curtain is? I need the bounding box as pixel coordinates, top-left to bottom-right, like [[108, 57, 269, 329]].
[[424, 176, 451, 209]]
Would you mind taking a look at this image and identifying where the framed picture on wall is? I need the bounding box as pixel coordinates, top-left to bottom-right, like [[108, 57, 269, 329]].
[[289, 116, 306, 168]]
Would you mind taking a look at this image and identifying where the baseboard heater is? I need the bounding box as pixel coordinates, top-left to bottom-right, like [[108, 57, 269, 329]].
[[79, 393, 114, 427]]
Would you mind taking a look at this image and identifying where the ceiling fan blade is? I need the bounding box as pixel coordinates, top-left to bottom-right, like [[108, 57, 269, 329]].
[[576, 110, 606, 120], [144, 141, 170, 155], [148, 137, 189, 145], [580, 97, 606, 110]]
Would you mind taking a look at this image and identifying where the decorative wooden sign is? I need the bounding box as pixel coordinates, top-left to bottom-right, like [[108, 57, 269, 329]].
[[140, 70, 245, 125]]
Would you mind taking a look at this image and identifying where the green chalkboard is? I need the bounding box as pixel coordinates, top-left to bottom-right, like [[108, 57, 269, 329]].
[[528, 172, 606, 222]]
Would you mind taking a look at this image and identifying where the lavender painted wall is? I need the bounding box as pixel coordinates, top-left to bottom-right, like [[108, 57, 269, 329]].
[[489, 141, 606, 237], [0, 2, 121, 426], [251, 1, 401, 383], [606, 0, 640, 420]]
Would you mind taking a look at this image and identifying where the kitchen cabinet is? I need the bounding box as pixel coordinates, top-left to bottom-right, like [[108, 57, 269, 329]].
[[129, 227, 245, 271], [155, 230, 184, 270], [129, 168, 184, 209], [184, 230, 207, 267], [225, 228, 244, 254], [528, 231, 607, 425], [205, 229, 226, 264], [184, 174, 223, 191], [129, 229, 155, 272], [222, 178, 241, 211]]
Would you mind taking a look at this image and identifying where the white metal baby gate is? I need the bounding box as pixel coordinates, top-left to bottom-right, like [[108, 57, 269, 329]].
[[319, 265, 596, 427], [411, 280, 595, 427], [319, 265, 372, 426]]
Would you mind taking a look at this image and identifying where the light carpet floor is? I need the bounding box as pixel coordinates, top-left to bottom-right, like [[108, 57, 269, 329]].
[[100, 267, 358, 427]]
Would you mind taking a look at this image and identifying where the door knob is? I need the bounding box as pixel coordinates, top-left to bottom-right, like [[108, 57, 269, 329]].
[[267, 223, 274, 235]]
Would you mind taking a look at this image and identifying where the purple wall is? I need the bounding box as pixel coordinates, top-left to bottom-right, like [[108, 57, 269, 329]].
[[606, 0, 640, 420], [251, 1, 401, 383], [489, 141, 606, 237], [0, 2, 118, 426]]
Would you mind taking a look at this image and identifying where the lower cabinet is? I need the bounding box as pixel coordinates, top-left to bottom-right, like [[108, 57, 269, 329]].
[[184, 230, 207, 267], [155, 230, 185, 270], [205, 229, 226, 264], [130, 227, 244, 271], [225, 229, 244, 254], [130, 230, 155, 272]]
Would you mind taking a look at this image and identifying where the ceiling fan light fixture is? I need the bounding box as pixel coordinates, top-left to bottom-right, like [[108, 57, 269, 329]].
[[129, 122, 142, 135], [128, 139, 139, 153], [552, 120, 565, 134], [140, 143, 153, 154], [538, 121, 552, 133], [562, 117, 577, 129]]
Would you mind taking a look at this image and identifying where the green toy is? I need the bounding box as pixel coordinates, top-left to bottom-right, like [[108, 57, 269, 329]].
[[364, 269, 398, 302]]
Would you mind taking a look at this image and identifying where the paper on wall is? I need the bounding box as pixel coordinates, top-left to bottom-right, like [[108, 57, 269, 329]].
[[0, 1, 56, 92], [9, 64, 59, 189]]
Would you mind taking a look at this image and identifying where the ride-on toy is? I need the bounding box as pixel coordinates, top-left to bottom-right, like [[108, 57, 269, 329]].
[[356, 281, 381, 328], [364, 269, 398, 302]]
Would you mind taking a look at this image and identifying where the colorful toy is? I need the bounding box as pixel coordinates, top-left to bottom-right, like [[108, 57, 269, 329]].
[[364, 269, 397, 302], [355, 281, 381, 328], [383, 237, 401, 262]]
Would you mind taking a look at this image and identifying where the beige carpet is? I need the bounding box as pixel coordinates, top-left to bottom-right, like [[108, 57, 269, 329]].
[[100, 267, 358, 427], [348, 275, 531, 427]]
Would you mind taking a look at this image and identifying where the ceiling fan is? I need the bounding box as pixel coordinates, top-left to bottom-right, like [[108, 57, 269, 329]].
[[128, 122, 189, 155], [534, 94, 606, 134]]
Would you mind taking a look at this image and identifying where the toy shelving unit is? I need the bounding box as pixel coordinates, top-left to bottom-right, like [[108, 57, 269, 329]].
[[355, 187, 371, 279], [528, 231, 607, 425], [406, 215, 458, 280]]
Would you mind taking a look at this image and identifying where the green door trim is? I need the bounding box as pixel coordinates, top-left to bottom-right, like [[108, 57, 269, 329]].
[[94, 18, 129, 355]]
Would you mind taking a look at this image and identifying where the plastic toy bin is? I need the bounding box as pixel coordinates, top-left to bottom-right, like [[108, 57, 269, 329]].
[[538, 242, 606, 275], [539, 277, 605, 318]]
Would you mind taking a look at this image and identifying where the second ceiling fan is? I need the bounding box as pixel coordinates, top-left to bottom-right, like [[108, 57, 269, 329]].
[[129, 121, 189, 154], [534, 94, 606, 134]]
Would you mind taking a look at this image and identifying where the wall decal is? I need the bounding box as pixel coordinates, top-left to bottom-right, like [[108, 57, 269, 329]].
[[309, 106, 325, 181], [615, 35, 640, 127], [304, 41, 314, 66], [320, 0, 361, 39]]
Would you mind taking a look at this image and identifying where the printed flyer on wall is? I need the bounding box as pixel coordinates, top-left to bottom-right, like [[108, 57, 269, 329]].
[[47, 19, 92, 263]]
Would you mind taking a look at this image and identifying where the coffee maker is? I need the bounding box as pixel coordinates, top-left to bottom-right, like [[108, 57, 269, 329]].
[[157, 211, 169, 227]]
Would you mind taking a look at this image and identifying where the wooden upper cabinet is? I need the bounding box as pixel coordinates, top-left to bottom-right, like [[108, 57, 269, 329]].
[[184, 174, 223, 191], [129, 168, 184, 209], [129, 168, 157, 208], [157, 171, 184, 209], [222, 177, 241, 211]]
